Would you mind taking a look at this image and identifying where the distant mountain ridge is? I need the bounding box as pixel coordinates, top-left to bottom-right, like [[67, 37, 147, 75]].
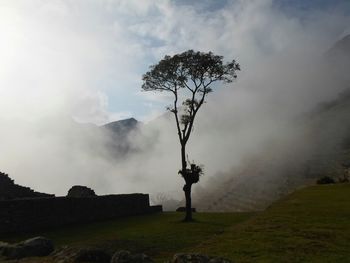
[[100, 117, 141, 156], [102, 117, 140, 135], [326, 34, 350, 58]]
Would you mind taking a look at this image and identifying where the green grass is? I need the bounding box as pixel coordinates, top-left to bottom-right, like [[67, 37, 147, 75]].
[[2, 183, 350, 262], [193, 183, 350, 262], [1, 212, 253, 262]]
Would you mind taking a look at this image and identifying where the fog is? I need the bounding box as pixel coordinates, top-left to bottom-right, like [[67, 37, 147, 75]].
[[0, 1, 349, 207]]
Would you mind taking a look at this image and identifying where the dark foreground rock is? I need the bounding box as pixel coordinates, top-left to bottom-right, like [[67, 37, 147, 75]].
[[74, 248, 111, 262], [171, 253, 232, 263], [0, 241, 9, 254], [1, 236, 54, 259], [111, 250, 153, 263]]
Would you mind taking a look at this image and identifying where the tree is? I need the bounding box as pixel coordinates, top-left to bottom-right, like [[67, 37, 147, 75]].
[[142, 50, 240, 221]]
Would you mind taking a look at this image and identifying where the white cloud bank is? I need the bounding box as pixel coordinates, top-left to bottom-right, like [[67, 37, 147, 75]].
[[0, 0, 349, 201]]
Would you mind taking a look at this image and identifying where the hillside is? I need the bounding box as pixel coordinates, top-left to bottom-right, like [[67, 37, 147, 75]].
[[191, 35, 350, 212], [2, 183, 350, 262], [193, 87, 350, 212]]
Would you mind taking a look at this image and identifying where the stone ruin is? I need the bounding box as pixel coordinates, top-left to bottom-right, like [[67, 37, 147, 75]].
[[67, 185, 96, 198], [0, 171, 162, 234], [0, 171, 54, 200]]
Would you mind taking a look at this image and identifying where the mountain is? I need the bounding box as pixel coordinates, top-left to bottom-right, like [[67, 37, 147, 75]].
[[326, 34, 350, 59], [100, 118, 142, 156], [102, 118, 140, 136], [326, 34, 350, 83]]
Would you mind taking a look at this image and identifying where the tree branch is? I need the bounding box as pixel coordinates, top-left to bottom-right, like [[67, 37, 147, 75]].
[[172, 85, 183, 144]]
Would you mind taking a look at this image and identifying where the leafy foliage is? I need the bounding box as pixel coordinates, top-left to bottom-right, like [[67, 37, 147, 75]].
[[142, 49, 240, 146]]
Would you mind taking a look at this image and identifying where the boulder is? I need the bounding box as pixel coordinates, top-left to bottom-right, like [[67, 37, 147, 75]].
[[171, 254, 209, 263], [51, 245, 77, 263], [171, 254, 232, 263], [67, 185, 96, 198], [0, 241, 9, 254], [74, 248, 111, 262], [111, 250, 153, 263], [53, 246, 111, 263], [2, 236, 54, 259]]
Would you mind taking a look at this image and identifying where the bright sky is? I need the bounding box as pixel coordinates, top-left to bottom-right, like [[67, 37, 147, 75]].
[[0, 0, 349, 125]]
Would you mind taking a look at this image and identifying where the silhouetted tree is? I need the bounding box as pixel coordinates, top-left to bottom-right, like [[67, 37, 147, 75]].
[[142, 50, 240, 221]]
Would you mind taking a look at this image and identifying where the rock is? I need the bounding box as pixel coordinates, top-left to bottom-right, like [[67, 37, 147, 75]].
[[176, 207, 196, 213], [208, 257, 232, 263], [52, 246, 81, 263], [0, 241, 9, 254], [52, 246, 111, 263], [0, 241, 8, 248], [171, 254, 232, 263], [74, 248, 111, 262], [51, 246, 111, 263], [111, 250, 153, 263], [2, 236, 54, 259], [67, 185, 96, 198], [171, 253, 209, 263]]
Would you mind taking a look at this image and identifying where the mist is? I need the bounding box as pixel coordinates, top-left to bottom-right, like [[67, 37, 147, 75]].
[[0, 0, 349, 208]]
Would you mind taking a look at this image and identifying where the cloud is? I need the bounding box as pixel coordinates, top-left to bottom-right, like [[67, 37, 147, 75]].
[[1, 0, 348, 122], [0, 0, 146, 122], [121, 0, 350, 200], [0, 0, 349, 204]]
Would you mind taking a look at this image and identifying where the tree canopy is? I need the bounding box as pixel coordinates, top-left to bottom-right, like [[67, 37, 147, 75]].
[[142, 50, 240, 146]]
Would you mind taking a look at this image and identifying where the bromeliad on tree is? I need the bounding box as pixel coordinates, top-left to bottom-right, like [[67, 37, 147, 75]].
[[142, 50, 240, 221], [179, 162, 204, 185]]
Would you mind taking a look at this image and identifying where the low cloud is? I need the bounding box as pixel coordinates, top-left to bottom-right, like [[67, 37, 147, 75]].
[[0, 0, 349, 205]]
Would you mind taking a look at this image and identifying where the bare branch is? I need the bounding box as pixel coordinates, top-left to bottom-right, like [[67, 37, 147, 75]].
[[173, 85, 183, 144]]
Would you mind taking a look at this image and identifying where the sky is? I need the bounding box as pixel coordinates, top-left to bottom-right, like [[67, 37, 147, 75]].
[[0, 0, 349, 125], [0, 0, 350, 200]]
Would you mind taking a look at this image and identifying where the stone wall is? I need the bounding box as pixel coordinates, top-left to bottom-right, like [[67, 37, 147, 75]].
[[0, 194, 162, 235], [0, 172, 53, 200]]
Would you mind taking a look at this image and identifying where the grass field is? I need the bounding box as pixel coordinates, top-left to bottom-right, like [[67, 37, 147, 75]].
[[194, 183, 350, 262], [2, 183, 350, 262]]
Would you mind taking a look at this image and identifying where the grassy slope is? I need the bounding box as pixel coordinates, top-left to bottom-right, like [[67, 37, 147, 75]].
[[194, 183, 350, 262], [2, 184, 350, 262]]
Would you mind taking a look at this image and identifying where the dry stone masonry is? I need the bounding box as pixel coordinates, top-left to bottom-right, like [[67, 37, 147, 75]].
[[0, 172, 162, 234], [0, 171, 53, 200], [67, 185, 97, 198]]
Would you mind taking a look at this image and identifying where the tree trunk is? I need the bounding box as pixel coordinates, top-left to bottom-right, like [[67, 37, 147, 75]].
[[183, 183, 193, 221], [180, 144, 193, 221], [181, 144, 187, 172]]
